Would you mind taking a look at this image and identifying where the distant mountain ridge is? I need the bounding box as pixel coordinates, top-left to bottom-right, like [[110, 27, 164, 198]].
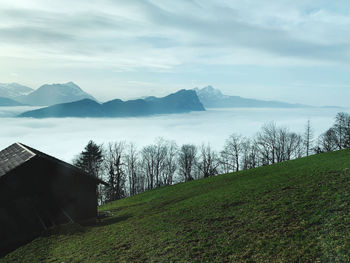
[[19, 89, 205, 118], [0, 83, 33, 100], [0, 97, 26, 106], [194, 86, 309, 108], [1, 82, 334, 110], [16, 82, 96, 106], [0, 82, 96, 106]]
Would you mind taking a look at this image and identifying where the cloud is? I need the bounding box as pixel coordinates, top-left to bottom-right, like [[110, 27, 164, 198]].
[[0, 0, 349, 101], [1, 0, 350, 70], [139, 0, 350, 64], [0, 106, 342, 162], [0, 26, 74, 44]]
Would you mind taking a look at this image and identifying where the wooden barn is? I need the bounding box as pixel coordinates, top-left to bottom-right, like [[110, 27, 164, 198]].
[[0, 143, 106, 256]]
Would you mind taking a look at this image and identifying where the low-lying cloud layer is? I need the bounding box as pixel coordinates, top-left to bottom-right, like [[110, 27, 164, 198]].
[[0, 107, 343, 162]]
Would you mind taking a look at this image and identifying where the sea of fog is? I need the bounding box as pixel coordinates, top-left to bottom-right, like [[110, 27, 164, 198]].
[[0, 106, 346, 162]]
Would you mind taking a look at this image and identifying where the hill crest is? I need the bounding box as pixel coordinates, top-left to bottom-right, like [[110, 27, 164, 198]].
[[3, 150, 350, 261]]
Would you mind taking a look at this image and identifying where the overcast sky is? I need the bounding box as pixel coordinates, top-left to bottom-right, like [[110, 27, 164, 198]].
[[1, 0, 350, 106]]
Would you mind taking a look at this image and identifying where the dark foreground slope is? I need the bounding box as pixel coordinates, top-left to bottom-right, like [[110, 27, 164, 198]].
[[19, 89, 205, 118], [3, 150, 350, 262]]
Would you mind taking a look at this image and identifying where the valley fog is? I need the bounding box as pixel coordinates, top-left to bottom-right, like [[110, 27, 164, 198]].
[[0, 107, 345, 162]]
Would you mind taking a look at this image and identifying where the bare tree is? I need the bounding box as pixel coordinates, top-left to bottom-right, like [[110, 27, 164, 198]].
[[256, 123, 303, 165], [304, 120, 313, 156], [141, 145, 156, 190], [154, 138, 168, 187], [140, 138, 168, 189], [257, 122, 278, 165], [332, 112, 350, 149], [334, 113, 346, 149], [241, 138, 262, 170], [286, 132, 303, 160], [276, 127, 303, 162], [125, 142, 138, 196], [222, 133, 243, 172], [275, 127, 289, 163], [162, 140, 178, 185], [197, 143, 220, 178], [247, 140, 260, 169], [178, 144, 197, 182], [135, 159, 146, 194], [344, 114, 350, 148], [318, 128, 337, 152], [104, 142, 126, 202], [219, 150, 235, 174]]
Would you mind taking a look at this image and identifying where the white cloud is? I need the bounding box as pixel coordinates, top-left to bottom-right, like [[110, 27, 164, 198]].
[[1, 0, 350, 70], [0, 0, 349, 101], [0, 106, 343, 162]]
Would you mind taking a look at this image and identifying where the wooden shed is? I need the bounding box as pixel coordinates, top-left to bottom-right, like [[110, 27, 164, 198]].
[[0, 143, 106, 256]]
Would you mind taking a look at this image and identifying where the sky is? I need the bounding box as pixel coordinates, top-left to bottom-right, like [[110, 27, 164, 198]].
[[0, 0, 350, 106]]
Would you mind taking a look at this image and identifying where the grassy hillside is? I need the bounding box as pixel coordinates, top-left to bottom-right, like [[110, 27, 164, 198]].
[[3, 150, 350, 262]]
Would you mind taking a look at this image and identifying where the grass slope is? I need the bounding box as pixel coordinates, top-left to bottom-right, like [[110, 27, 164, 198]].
[[3, 150, 350, 262]]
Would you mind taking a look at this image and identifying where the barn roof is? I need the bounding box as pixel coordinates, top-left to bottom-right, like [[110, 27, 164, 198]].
[[0, 143, 106, 185], [0, 143, 35, 177]]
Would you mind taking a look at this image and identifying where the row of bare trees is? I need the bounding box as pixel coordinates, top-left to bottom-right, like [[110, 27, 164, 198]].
[[220, 122, 306, 173], [74, 113, 350, 204], [75, 118, 324, 204]]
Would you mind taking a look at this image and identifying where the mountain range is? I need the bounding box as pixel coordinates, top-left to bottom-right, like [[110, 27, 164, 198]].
[[0, 97, 26, 106], [0, 82, 312, 109], [19, 89, 205, 118], [0, 83, 33, 100], [194, 86, 308, 108], [0, 82, 95, 106], [0, 81, 313, 109]]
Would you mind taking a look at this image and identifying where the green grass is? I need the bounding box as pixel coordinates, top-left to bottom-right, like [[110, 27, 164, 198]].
[[3, 150, 350, 262]]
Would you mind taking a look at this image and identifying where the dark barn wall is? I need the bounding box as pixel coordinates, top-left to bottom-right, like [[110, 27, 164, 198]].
[[0, 156, 99, 257], [46, 159, 98, 221], [0, 158, 48, 256]]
